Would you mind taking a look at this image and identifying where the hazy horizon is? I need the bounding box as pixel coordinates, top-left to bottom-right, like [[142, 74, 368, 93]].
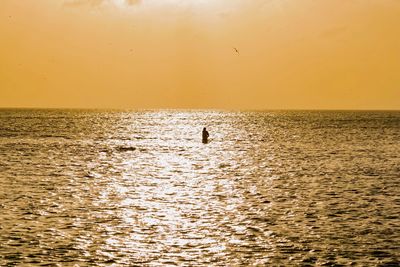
[[1, 106, 399, 112]]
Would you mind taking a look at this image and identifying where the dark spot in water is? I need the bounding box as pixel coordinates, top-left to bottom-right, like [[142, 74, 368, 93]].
[[116, 146, 136, 152], [370, 250, 392, 259]]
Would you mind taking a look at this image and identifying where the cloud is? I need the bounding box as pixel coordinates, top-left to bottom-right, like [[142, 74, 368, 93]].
[[64, 0, 141, 8], [125, 0, 141, 5], [64, 0, 104, 7]]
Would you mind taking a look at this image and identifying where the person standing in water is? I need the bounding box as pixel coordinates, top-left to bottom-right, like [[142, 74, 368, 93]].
[[202, 127, 209, 143]]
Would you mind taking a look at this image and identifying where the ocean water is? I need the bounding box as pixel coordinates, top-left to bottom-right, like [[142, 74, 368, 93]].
[[0, 109, 399, 266]]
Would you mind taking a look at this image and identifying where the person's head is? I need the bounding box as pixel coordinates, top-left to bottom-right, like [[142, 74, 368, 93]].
[[203, 127, 206, 131]]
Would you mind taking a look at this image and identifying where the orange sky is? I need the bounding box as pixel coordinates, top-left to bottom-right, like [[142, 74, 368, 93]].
[[1, 0, 399, 109]]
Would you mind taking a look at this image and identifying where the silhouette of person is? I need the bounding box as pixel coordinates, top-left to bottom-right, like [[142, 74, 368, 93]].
[[202, 127, 209, 143]]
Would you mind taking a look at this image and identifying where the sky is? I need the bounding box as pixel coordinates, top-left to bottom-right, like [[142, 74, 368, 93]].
[[0, 0, 399, 109]]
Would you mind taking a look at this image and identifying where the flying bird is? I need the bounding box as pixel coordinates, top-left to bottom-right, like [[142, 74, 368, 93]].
[[233, 47, 240, 55]]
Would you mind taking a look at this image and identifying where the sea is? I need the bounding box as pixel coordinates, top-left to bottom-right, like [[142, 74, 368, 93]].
[[0, 109, 399, 266]]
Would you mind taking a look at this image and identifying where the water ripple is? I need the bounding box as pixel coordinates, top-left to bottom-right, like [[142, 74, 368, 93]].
[[0, 110, 399, 266]]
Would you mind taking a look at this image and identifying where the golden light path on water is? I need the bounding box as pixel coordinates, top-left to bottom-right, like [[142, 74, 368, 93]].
[[0, 110, 399, 266], [87, 111, 267, 264]]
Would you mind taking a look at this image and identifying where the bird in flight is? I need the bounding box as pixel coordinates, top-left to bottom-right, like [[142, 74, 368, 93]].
[[233, 47, 240, 55]]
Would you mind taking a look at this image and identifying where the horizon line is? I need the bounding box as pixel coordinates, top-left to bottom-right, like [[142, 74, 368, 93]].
[[0, 107, 399, 112]]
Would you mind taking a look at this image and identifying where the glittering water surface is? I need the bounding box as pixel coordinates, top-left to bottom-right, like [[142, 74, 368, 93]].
[[0, 109, 399, 266]]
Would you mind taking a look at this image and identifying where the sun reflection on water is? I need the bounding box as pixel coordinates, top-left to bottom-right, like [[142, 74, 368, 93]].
[[2, 110, 398, 265], [85, 111, 252, 264]]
